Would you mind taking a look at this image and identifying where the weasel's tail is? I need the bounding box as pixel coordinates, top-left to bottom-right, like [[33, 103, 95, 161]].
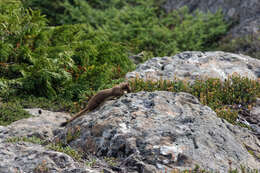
[[60, 107, 89, 127]]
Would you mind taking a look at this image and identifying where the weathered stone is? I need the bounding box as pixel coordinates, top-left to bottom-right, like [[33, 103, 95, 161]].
[[56, 91, 260, 172], [126, 51, 260, 141], [0, 109, 70, 140], [0, 141, 96, 173], [0, 109, 100, 173], [126, 51, 260, 83], [237, 98, 260, 139], [1, 51, 260, 172]]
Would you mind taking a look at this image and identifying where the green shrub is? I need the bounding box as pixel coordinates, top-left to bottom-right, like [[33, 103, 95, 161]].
[[58, 1, 228, 56], [21, 0, 65, 26], [215, 106, 238, 124], [5, 136, 45, 144], [0, 0, 231, 125], [0, 1, 134, 100], [1, 0, 228, 100], [129, 75, 260, 125], [191, 75, 259, 109], [22, 0, 228, 57], [48, 143, 83, 161], [0, 1, 47, 64]]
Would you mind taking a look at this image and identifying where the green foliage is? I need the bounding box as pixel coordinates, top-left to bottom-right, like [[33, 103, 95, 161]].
[[19, 56, 73, 98], [215, 106, 238, 124], [129, 75, 260, 125], [166, 8, 228, 51], [21, 0, 65, 26], [66, 126, 81, 143], [57, 1, 228, 56], [104, 157, 118, 167], [0, 0, 229, 125], [22, 0, 167, 25], [5, 136, 45, 145], [86, 158, 97, 168], [0, 1, 134, 100], [191, 75, 259, 109], [3, 95, 75, 112], [22, 0, 228, 57], [48, 143, 82, 161], [5, 136, 83, 161], [0, 102, 32, 126], [0, 1, 47, 63]]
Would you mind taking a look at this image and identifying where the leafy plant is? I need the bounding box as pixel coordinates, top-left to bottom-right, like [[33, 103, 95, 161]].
[[48, 143, 83, 161], [0, 1, 134, 100], [61, 2, 228, 57], [23, 0, 228, 57], [129, 75, 260, 125], [5, 136, 45, 144]]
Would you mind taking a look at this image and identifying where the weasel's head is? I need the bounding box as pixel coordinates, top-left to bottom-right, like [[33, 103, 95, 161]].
[[120, 82, 131, 93]]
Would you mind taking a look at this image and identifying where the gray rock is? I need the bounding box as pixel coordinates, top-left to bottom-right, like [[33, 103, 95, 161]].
[[126, 51, 260, 141], [56, 91, 260, 172], [0, 109, 71, 141], [0, 141, 95, 173], [162, 0, 260, 36], [126, 51, 260, 83], [0, 109, 99, 173], [237, 98, 260, 139]]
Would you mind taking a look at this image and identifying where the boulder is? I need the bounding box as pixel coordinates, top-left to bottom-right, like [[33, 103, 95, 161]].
[[126, 51, 260, 139], [0, 141, 95, 173], [0, 109, 98, 173], [126, 51, 260, 83], [55, 91, 260, 172], [0, 109, 70, 141], [1, 51, 260, 172], [237, 98, 260, 139]]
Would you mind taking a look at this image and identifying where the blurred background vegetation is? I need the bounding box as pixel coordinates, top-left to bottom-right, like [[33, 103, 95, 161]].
[[1, 0, 259, 125]]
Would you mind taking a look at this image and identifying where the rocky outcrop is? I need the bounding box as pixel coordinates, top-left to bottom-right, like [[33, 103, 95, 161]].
[[126, 51, 260, 139], [0, 141, 95, 173], [0, 109, 70, 141], [237, 98, 260, 139], [55, 91, 260, 172], [1, 51, 260, 172], [0, 109, 98, 173], [126, 51, 260, 82], [162, 0, 260, 36]]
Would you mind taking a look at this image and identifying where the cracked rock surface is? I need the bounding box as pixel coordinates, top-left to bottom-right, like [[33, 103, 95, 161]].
[[56, 91, 260, 172], [126, 51, 260, 83], [126, 51, 260, 141], [0, 109, 98, 173], [1, 51, 260, 173]]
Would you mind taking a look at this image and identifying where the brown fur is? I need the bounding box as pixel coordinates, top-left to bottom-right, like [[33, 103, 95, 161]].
[[60, 82, 131, 127]]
